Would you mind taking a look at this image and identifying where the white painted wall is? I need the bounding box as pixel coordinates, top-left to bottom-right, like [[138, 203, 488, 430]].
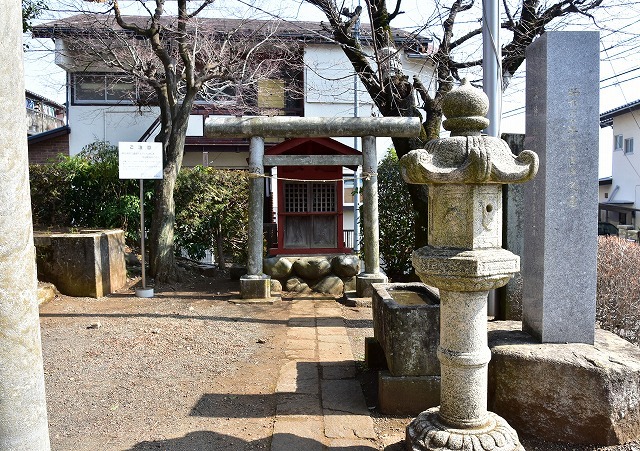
[[67, 104, 159, 155], [303, 44, 434, 159], [611, 113, 640, 207], [64, 42, 435, 165]]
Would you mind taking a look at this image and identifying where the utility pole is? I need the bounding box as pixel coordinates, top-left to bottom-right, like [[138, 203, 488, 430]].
[[482, 0, 501, 138], [352, 0, 361, 253], [483, 0, 501, 316]]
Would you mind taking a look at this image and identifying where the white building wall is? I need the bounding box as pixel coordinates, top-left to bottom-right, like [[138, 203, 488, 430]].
[[67, 105, 159, 155], [611, 113, 640, 207], [303, 44, 434, 160]]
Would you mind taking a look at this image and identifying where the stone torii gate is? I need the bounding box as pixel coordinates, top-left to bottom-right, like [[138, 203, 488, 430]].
[[205, 116, 421, 299]]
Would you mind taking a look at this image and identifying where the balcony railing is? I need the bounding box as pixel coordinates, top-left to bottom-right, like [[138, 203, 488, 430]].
[[26, 109, 65, 135]]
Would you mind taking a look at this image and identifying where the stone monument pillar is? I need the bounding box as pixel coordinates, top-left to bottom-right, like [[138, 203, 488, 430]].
[[0, 0, 51, 448], [400, 80, 538, 450], [522, 31, 599, 344]]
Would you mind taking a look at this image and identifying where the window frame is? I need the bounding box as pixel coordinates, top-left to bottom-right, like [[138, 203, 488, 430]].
[[614, 134, 624, 151], [624, 137, 634, 155]]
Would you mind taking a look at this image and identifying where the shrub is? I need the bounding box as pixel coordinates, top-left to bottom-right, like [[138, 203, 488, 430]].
[[29, 142, 147, 246], [174, 166, 249, 267], [376, 148, 416, 280], [596, 235, 640, 344], [30, 144, 250, 265]]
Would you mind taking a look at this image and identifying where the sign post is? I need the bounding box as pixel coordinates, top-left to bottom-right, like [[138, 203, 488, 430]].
[[118, 142, 163, 298]]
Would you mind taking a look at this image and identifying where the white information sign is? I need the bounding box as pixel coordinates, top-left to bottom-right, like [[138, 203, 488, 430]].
[[118, 142, 164, 180]]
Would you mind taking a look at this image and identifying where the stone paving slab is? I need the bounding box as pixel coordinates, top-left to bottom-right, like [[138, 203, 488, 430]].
[[276, 360, 319, 394], [323, 414, 377, 440], [271, 299, 377, 451], [276, 393, 322, 416], [318, 341, 354, 363], [286, 338, 316, 351], [321, 362, 357, 380], [321, 379, 371, 414], [272, 416, 325, 451], [287, 327, 317, 340]]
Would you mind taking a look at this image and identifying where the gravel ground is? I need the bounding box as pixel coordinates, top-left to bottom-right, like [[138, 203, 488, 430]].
[[39, 272, 640, 450]]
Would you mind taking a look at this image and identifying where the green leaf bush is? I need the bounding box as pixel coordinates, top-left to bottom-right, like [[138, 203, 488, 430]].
[[376, 148, 416, 280], [29, 141, 249, 265], [29, 142, 146, 244], [174, 166, 249, 267]]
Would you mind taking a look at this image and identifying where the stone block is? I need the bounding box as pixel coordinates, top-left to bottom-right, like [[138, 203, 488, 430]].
[[356, 272, 388, 298], [270, 278, 282, 293], [343, 276, 357, 292], [371, 282, 440, 376], [292, 256, 332, 280], [488, 321, 640, 445], [37, 282, 57, 305], [285, 277, 311, 293], [522, 31, 600, 344], [240, 275, 271, 299], [497, 133, 526, 321], [34, 229, 126, 298], [331, 255, 360, 277], [377, 371, 440, 416]]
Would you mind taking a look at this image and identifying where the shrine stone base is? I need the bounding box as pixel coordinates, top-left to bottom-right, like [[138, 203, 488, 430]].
[[356, 272, 388, 297], [240, 274, 272, 300], [34, 229, 126, 298], [488, 321, 640, 445]]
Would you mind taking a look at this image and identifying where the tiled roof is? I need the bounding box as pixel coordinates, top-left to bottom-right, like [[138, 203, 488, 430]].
[[600, 99, 640, 127], [32, 14, 432, 52]]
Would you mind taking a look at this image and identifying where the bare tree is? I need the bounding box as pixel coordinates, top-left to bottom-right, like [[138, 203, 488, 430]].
[[304, 0, 606, 246], [37, 1, 300, 281]]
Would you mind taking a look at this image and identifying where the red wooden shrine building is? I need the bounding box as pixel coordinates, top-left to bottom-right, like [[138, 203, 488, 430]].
[[264, 137, 361, 256]]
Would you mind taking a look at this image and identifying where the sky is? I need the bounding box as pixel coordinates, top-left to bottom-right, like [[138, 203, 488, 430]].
[[23, 0, 640, 178]]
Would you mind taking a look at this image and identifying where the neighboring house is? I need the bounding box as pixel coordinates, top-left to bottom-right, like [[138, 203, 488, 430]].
[[32, 16, 434, 253], [25, 90, 69, 164], [600, 101, 640, 228], [26, 90, 65, 136]]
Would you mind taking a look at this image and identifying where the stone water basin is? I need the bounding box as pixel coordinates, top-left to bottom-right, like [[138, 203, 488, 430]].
[[372, 282, 441, 376]]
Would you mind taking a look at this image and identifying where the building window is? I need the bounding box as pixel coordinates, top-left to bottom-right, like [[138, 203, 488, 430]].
[[620, 212, 628, 225], [73, 73, 136, 104], [625, 138, 634, 155], [614, 134, 623, 151]]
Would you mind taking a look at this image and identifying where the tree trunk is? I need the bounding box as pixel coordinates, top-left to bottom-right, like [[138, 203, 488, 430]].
[[149, 119, 188, 282], [215, 227, 226, 271]]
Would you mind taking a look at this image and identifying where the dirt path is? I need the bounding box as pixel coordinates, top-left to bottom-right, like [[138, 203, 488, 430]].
[[39, 274, 640, 450], [40, 277, 289, 450]]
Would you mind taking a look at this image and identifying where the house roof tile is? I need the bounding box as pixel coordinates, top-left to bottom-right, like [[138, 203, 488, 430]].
[[32, 15, 432, 53], [600, 99, 640, 128]]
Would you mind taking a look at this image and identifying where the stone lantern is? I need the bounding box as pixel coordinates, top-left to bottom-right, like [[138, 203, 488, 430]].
[[399, 80, 538, 450]]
